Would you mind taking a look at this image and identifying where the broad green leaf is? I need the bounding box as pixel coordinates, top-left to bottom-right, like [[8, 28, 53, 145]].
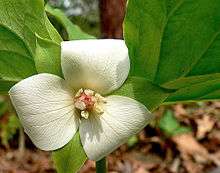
[[164, 74, 220, 102], [45, 4, 95, 40], [0, 0, 62, 83], [0, 25, 31, 58], [155, 0, 220, 85], [124, 0, 167, 80], [52, 132, 87, 173], [0, 51, 36, 81], [112, 77, 172, 111], [163, 73, 220, 89], [35, 35, 62, 76], [45, 14, 63, 44], [124, 0, 220, 102], [0, 25, 37, 81], [165, 78, 220, 102], [0, 0, 62, 56]]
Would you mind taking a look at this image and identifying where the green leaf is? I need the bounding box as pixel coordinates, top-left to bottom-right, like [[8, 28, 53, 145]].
[[112, 77, 172, 111], [45, 13, 63, 44], [0, 0, 62, 82], [44, 0, 49, 5], [0, 25, 32, 58], [173, 126, 192, 136], [124, 0, 220, 102], [0, 0, 62, 55], [0, 114, 20, 147], [165, 78, 220, 103], [124, 0, 167, 79], [0, 80, 17, 94], [45, 4, 95, 40], [159, 110, 179, 136], [0, 97, 7, 116], [127, 135, 138, 148], [0, 50, 36, 81], [52, 132, 87, 173], [158, 110, 191, 137], [35, 35, 62, 76], [0, 25, 37, 81]]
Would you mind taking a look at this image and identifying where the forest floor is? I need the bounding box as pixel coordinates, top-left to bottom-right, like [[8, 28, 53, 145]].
[[0, 102, 220, 173]]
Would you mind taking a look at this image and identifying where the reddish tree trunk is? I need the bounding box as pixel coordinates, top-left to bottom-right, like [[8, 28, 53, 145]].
[[99, 0, 126, 39]]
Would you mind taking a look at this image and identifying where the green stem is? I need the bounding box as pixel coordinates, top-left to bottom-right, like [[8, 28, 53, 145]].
[[96, 157, 107, 173]]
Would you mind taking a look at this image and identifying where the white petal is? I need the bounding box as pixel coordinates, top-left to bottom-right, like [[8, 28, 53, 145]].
[[9, 73, 79, 151], [61, 39, 130, 95], [79, 96, 153, 161]]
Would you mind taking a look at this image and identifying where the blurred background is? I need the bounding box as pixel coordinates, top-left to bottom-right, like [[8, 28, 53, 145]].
[[0, 0, 220, 173]]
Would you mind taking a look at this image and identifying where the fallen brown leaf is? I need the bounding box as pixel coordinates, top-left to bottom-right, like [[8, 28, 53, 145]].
[[173, 133, 220, 167], [196, 115, 215, 139], [173, 133, 209, 163]]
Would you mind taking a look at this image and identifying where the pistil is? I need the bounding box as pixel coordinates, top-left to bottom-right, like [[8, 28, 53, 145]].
[[74, 88, 106, 119]]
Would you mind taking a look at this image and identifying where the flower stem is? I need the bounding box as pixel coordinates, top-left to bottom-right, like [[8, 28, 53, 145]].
[[18, 127, 25, 160], [96, 157, 107, 173]]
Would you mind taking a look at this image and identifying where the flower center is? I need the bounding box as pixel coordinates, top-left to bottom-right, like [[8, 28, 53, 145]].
[[74, 88, 107, 119]]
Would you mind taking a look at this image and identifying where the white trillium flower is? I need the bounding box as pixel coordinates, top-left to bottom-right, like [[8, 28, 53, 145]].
[[9, 39, 153, 161]]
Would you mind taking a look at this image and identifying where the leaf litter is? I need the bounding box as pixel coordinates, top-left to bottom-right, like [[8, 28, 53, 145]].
[[0, 101, 220, 173]]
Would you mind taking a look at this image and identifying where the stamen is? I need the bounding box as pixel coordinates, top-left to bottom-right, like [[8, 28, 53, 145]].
[[75, 88, 84, 97], [81, 110, 89, 119], [94, 103, 104, 114], [84, 89, 94, 96], [95, 93, 107, 103]]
